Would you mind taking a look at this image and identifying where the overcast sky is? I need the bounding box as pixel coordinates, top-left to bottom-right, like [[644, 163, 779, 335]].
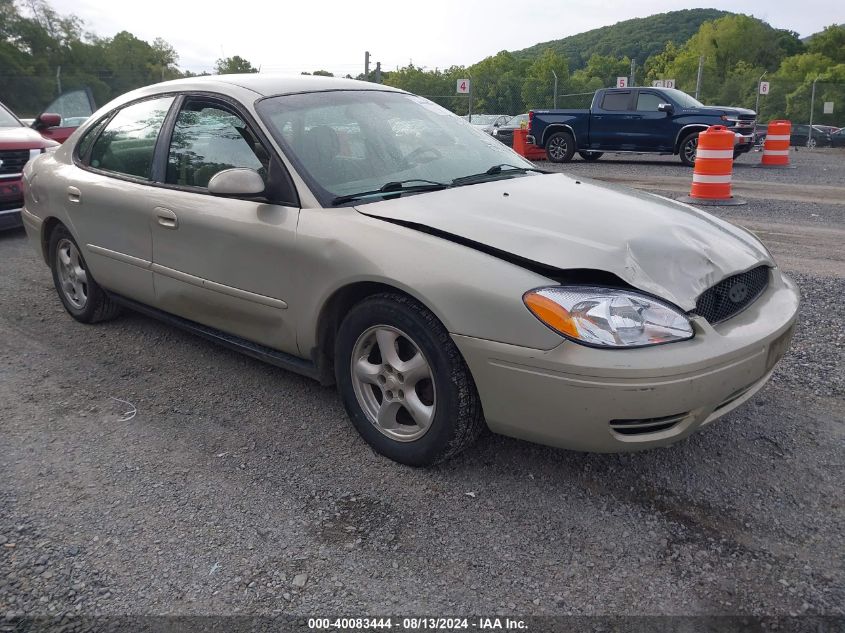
[[49, 0, 843, 76]]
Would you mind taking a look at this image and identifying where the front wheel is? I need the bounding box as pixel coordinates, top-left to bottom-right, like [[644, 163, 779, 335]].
[[807, 137, 817, 150], [578, 151, 603, 162], [335, 293, 484, 466], [679, 131, 700, 167], [546, 131, 576, 163]]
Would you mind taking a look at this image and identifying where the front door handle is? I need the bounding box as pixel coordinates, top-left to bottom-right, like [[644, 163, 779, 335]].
[[67, 186, 81, 204], [155, 206, 178, 229]]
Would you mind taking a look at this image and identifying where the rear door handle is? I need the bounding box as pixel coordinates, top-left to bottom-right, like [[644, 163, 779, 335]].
[[155, 206, 178, 229], [67, 186, 81, 203]]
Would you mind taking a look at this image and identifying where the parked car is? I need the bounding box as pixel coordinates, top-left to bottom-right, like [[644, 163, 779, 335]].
[[466, 114, 511, 134], [0, 101, 59, 230], [20, 75, 799, 465], [492, 114, 529, 147], [528, 87, 757, 166], [789, 124, 835, 148], [830, 127, 845, 148]]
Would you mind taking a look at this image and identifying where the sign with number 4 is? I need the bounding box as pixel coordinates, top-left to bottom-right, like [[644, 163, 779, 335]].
[[456, 79, 470, 94]]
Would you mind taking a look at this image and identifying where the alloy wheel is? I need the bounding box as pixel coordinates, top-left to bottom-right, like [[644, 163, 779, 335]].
[[56, 238, 88, 309], [548, 136, 568, 161], [350, 325, 436, 442], [684, 136, 699, 164]]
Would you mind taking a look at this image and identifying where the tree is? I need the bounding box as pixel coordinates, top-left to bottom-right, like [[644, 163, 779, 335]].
[[807, 24, 845, 64], [214, 55, 257, 74]]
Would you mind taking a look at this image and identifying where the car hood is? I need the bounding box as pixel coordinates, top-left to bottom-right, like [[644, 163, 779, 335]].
[[0, 126, 57, 148], [354, 173, 773, 311]]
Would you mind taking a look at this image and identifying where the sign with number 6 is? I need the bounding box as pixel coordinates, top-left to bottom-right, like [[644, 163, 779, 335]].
[[759, 81, 770, 95]]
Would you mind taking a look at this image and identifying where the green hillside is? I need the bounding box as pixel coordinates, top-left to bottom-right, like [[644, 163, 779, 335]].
[[512, 8, 731, 69]]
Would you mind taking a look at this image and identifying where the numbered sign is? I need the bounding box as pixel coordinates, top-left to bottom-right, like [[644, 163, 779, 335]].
[[651, 80, 665, 88], [824, 101, 834, 114], [759, 81, 770, 95], [616, 77, 628, 88], [664, 79, 675, 89], [456, 79, 470, 94]]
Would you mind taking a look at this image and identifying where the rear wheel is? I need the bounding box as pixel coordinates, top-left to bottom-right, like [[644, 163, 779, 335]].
[[807, 137, 817, 150], [335, 293, 484, 466], [48, 225, 120, 323], [578, 151, 603, 162], [546, 131, 576, 163], [679, 131, 700, 167]]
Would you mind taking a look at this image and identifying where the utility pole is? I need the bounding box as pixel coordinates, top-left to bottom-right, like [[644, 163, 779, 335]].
[[755, 70, 767, 116], [468, 75, 473, 121], [694, 56, 704, 100], [552, 70, 558, 108], [630, 58, 636, 87], [364, 51, 370, 80], [808, 76, 819, 148], [374, 62, 381, 84]]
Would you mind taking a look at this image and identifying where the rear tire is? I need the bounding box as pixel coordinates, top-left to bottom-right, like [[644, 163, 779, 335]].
[[546, 131, 576, 163], [679, 131, 700, 167], [335, 293, 484, 466], [578, 151, 603, 162], [48, 225, 121, 324]]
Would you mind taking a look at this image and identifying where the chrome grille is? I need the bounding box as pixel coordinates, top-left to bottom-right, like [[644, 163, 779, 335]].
[[693, 266, 769, 324]]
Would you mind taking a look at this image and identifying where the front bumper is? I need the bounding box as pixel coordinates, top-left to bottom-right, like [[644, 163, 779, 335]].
[[733, 132, 754, 152], [454, 269, 799, 453], [0, 176, 24, 230]]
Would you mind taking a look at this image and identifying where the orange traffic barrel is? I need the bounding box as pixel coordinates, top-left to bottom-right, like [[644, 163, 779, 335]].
[[758, 120, 794, 169], [678, 125, 746, 206], [513, 128, 546, 161]]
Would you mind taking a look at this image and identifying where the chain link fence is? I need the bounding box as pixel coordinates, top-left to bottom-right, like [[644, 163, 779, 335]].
[[5, 70, 844, 142]]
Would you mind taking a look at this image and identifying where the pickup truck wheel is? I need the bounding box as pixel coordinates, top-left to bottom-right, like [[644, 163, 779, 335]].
[[546, 132, 575, 163], [679, 132, 700, 167], [578, 151, 603, 162]]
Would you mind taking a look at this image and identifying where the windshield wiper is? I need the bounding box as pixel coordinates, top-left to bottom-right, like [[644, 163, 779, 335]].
[[451, 163, 548, 187], [331, 179, 450, 206]]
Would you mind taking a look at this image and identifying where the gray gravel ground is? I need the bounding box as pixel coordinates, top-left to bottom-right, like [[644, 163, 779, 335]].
[[1, 149, 843, 622]]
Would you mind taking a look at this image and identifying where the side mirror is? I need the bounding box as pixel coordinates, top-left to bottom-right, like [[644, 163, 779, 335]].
[[657, 103, 674, 114], [33, 112, 62, 129], [208, 168, 266, 196]]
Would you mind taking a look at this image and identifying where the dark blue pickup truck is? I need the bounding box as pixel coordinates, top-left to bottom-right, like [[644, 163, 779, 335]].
[[527, 87, 756, 166]]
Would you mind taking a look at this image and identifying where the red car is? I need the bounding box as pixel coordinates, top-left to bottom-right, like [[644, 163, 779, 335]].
[[1, 102, 59, 230]]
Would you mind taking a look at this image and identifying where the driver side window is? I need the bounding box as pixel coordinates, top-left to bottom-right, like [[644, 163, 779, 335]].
[[166, 101, 269, 189]]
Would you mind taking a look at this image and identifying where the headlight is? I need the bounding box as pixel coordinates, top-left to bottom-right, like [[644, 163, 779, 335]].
[[523, 286, 694, 348]]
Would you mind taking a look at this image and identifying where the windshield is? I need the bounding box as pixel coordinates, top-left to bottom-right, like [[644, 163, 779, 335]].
[[662, 89, 704, 109], [257, 91, 534, 205], [0, 103, 23, 128]]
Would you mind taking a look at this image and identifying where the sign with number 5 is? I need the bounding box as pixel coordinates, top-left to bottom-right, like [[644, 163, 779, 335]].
[[456, 79, 470, 94], [616, 77, 628, 88]]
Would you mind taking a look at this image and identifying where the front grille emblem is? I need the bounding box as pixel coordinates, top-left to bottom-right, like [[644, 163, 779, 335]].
[[728, 282, 749, 304]]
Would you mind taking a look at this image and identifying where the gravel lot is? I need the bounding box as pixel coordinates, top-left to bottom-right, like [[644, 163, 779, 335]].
[[1, 149, 843, 623]]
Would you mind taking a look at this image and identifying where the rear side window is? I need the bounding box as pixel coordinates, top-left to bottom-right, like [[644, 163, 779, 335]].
[[636, 92, 663, 111], [166, 102, 268, 188], [89, 97, 175, 179], [75, 117, 110, 162], [600, 91, 632, 111]]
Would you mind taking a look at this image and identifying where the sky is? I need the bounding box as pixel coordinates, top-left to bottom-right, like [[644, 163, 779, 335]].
[[49, 0, 844, 76]]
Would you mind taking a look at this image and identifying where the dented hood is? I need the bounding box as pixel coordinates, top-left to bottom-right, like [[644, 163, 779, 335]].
[[355, 173, 773, 311]]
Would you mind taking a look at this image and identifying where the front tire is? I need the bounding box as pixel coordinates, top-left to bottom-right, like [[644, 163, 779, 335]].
[[546, 131, 576, 163], [578, 151, 603, 162], [335, 293, 484, 466], [49, 225, 121, 323], [679, 131, 700, 167]]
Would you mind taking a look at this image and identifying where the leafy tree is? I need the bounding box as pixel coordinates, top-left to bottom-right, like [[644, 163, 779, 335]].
[[214, 55, 257, 74], [807, 24, 845, 64]]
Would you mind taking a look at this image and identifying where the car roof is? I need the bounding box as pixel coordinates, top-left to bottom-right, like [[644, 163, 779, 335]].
[[150, 74, 405, 98]]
